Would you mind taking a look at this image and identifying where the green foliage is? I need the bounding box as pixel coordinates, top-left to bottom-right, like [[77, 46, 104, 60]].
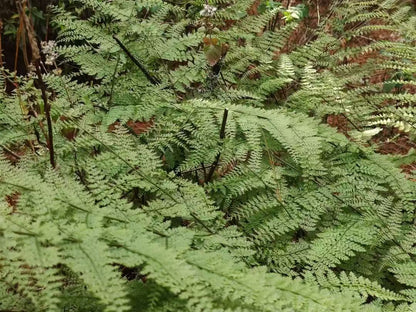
[[1, 0, 416, 311]]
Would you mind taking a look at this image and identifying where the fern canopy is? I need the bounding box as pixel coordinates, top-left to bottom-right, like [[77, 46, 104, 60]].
[[1, 0, 416, 311]]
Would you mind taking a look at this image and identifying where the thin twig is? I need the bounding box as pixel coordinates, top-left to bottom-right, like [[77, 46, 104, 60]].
[[175, 162, 220, 176], [201, 162, 207, 181], [0, 20, 5, 80], [1, 145, 21, 159], [206, 109, 228, 183], [316, 1, 320, 26], [17, 0, 56, 168], [36, 65, 56, 168], [108, 54, 120, 106], [112, 35, 160, 85]]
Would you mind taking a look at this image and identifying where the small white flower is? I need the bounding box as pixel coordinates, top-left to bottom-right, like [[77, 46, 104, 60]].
[[200, 4, 217, 17], [27, 63, 36, 78], [41, 40, 58, 65]]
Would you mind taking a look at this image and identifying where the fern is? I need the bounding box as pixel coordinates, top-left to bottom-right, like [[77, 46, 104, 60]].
[[1, 0, 416, 311]]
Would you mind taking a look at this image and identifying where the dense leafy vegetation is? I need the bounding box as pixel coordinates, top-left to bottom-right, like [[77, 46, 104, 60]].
[[1, 0, 416, 311]]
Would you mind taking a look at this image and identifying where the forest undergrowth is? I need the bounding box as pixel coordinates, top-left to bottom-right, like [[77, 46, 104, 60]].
[[1, 1, 416, 311]]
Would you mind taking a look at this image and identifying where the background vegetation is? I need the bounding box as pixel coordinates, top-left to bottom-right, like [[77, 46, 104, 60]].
[[1, 0, 416, 311]]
